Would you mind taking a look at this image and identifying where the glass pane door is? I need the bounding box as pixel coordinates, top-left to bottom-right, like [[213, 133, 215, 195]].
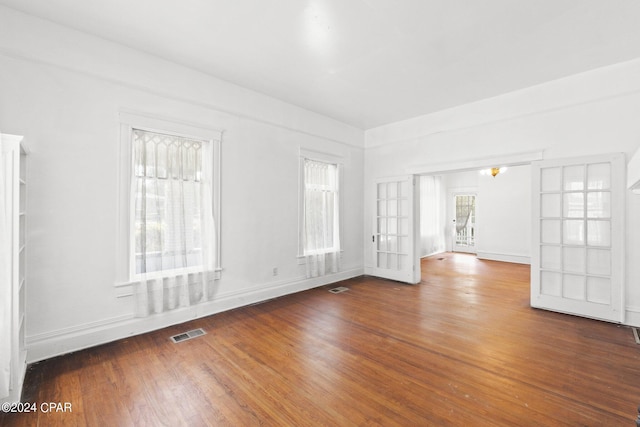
[[372, 176, 419, 284], [531, 154, 624, 322], [453, 194, 476, 253]]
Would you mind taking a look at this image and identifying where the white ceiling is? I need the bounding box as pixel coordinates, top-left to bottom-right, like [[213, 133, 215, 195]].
[[3, 0, 640, 129]]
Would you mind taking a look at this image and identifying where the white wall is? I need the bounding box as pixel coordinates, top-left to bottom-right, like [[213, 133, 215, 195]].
[[0, 7, 364, 362], [476, 165, 531, 264], [418, 175, 446, 257], [364, 58, 640, 326]]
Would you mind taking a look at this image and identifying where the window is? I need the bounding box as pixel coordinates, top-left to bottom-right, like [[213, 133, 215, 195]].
[[132, 129, 210, 276], [300, 156, 341, 277], [302, 158, 340, 254], [117, 112, 221, 316]]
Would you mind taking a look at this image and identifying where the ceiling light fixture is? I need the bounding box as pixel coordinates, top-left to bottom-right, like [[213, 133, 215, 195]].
[[479, 167, 508, 177]]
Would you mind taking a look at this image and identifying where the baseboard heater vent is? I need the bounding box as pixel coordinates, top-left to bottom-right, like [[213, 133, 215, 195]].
[[633, 327, 640, 345], [170, 328, 206, 343], [329, 286, 349, 294]]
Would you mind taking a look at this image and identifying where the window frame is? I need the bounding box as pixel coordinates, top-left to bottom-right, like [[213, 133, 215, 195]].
[[117, 111, 222, 286], [298, 149, 344, 258]]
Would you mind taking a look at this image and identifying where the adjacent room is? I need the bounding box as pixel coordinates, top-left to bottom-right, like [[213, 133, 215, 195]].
[[2, 1, 640, 425]]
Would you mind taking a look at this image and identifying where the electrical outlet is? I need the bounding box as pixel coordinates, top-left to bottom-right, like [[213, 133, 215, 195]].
[[272, 267, 278, 276]]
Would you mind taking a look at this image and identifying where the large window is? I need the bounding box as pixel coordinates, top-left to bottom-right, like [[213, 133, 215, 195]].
[[117, 112, 221, 316], [132, 129, 209, 275], [301, 156, 341, 277]]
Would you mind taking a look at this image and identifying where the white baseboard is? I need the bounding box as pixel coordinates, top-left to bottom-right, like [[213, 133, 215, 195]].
[[26, 268, 363, 363], [624, 306, 640, 327], [476, 251, 531, 265]]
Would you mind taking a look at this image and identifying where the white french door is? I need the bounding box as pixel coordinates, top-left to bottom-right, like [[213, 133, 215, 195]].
[[371, 176, 420, 284], [531, 153, 625, 322], [452, 193, 476, 253]]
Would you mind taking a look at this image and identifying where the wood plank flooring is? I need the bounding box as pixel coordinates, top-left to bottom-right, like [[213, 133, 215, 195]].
[[3, 253, 640, 426]]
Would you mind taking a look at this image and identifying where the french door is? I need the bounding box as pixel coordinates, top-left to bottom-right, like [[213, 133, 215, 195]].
[[531, 153, 624, 322], [371, 176, 420, 284], [453, 194, 476, 253]]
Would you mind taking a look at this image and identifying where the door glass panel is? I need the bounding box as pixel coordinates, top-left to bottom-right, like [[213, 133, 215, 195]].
[[541, 246, 561, 270], [378, 183, 387, 199], [586, 277, 611, 304], [541, 220, 561, 244], [377, 200, 387, 216], [377, 237, 387, 252], [400, 199, 408, 216], [586, 249, 611, 276], [563, 193, 584, 218], [388, 183, 397, 198], [563, 165, 584, 191], [388, 235, 398, 253], [388, 218, 397, 234], [541, 194, 561, 217], [563, 247, 585, 273], [454, 195, 476, 249], [587, 163, 611, 190], [541, 167, 561, 192], [586, 192, 610, 218], [563, 274, 585, 300], [388, 200, 397, 216], [541, 271, 561, 296], [378, 218, 386, 233], [587, 220, 611, 246], [563, 220, 584, 245]]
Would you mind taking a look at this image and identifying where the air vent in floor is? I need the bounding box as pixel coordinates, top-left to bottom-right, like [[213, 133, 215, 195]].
[[170, 328, 206, 343], [329, 286, 349, 294], [633, 327, 640, 345]]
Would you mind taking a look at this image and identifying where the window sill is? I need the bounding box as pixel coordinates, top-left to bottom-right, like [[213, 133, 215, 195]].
[[297, 250, 343, 265]]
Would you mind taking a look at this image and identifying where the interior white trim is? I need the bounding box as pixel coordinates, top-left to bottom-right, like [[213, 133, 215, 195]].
[[119, 110, 224, 142], [624, 306, 640, 327], [115, 111, 223, 289], [300, 147, 349, 165], [476, 251, 531, 265], [0, 47, 363, 149], [409, 150, 544, 175]]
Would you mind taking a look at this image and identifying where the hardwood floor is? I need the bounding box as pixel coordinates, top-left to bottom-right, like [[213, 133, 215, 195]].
[[3, 253, 640, 426]]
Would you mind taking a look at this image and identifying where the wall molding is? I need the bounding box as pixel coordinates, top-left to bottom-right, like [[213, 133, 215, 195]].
[[409, 150, 544, 175], [476, 251, 531, 265], [26, 268, 363, 363], [365, 58, 640, 149], [0, 3, 363, 147], [0, 48, 364, 150], [624, 306, 640, 327]]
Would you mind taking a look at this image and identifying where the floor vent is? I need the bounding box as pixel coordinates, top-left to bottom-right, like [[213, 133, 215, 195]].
[[633, 328, 640, 345], [329, 286, 349, 294], [170, 328, 206, 343]]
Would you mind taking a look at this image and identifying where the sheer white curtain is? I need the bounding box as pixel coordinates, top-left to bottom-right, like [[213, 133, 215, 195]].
[[420, 175, 446, 257], [0, 148, 11, 398], [303, 159, 340, 278], [131, 129, 216, 317]]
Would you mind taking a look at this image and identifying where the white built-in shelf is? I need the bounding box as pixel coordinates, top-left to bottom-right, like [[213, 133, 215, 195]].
[[1, 133, 27, 404]]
